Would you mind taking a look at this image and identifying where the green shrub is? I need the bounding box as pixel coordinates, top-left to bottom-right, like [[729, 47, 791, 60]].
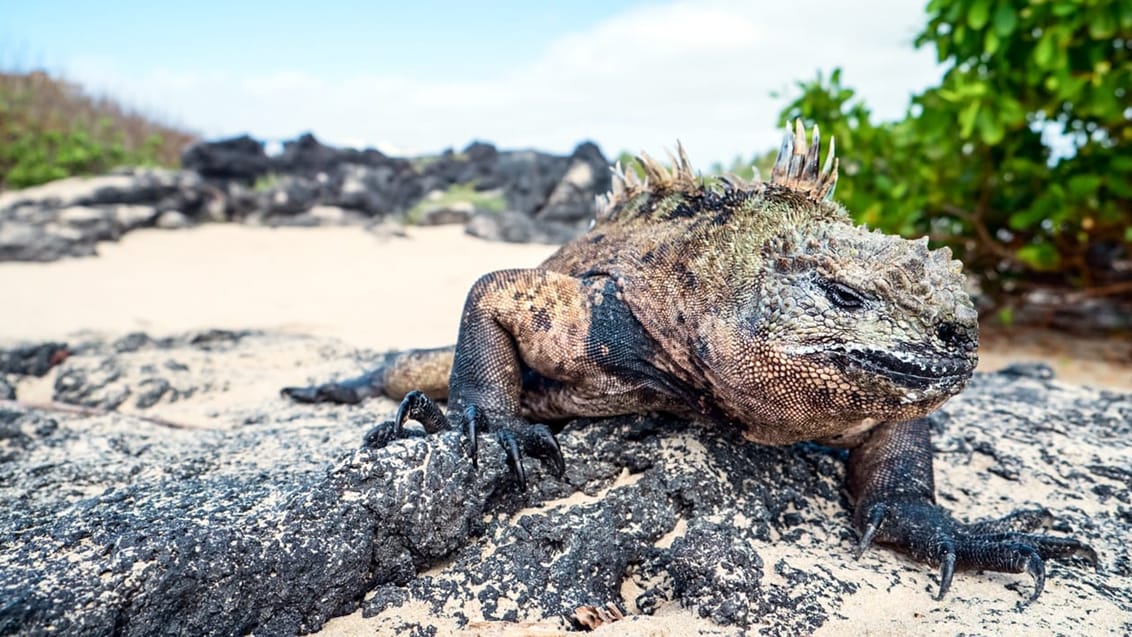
[[777, 0, 1131, 303]]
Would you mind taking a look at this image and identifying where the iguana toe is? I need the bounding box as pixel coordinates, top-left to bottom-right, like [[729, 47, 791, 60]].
[[361, 389, 449, 449], [522, 423, 566, 478], [460, 405, 565, 489], [362, 420, 421, 448], [495, 429, 527, 490]]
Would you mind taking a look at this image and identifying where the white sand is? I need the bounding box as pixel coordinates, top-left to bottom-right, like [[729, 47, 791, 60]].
[[0, 224, 1127, 389], [0, 225, 555, 350]]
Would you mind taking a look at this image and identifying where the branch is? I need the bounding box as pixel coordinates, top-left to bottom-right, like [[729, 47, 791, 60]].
[[939, 203, 1019, 263], [1079, 280, 1132, 298]]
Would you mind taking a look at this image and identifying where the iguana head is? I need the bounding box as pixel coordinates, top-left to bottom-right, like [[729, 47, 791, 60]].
[[731, 122, 979, 442], [750, 221, 979, 438], [584, 120, 978, 444]]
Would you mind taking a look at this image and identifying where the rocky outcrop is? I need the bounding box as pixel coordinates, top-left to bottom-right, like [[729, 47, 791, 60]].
[[465, 141, 611, 244], [0, 331, 1128, 636], [179, 134, 271, 182], [0, 135, 612, 262], [0, 170, 221, 261]]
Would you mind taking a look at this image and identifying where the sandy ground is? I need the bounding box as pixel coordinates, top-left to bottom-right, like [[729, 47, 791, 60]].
[[0, 225, 550, 351], [1, 224, 1128, 390]]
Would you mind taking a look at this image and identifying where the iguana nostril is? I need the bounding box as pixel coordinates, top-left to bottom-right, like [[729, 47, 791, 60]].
[[936, 322, 959, 345], [936, 321, 976, 352]]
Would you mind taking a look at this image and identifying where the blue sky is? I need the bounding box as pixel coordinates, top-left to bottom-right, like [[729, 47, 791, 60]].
[[2, 0, 943, 163]]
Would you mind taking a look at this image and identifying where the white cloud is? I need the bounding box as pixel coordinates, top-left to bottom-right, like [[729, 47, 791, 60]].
[[62, 0, 943, 164]]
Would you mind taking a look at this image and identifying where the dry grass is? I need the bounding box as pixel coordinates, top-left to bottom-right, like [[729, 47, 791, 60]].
[[0, 69, 199, 189]]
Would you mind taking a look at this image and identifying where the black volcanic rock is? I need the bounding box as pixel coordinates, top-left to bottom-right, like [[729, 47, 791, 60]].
[[1, 134, 613, 262], [0, 170, 219, 261], [181, 135, 270, 183], [0, 342, 69, 377], [0, 331, 1128, 636], [272, 133, 410, 176], [535, 141, 613, 224]]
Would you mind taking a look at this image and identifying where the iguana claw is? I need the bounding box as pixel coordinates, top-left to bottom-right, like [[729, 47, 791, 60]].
[[362, 391, 565, 491]]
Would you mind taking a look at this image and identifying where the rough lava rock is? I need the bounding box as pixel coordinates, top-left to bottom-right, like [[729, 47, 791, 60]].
[[179, 134, 271, 183], [0, 342, 69, 377], [536, 141, 613, 224], [464, 209, 586, 244], [0, 169, 219, 261], [464, 141, 612, 244], [0, 331, 1128, 636]]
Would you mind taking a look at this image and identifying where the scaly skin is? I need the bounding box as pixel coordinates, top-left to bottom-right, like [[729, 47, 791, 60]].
[[284, 121, 1096, 603]]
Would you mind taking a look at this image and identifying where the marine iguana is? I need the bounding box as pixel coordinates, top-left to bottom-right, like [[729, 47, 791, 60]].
[[284, 121, 1095, 603]]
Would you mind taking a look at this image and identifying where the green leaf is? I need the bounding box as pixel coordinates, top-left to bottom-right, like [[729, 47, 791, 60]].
[[958, 99, 981, 139], [997, 97, 1027, 126], [977, 110, 1005, 145], [1114, 156, 1132, 174], [1033, 33, 1056, 69], [992, 3, 1016, 36], [1109, 178, 1132, 198], [1009, 205, 1049, 231], [968, 0, 991, 29], [1052, 2, 1076, 17], [1120, 2, 1132, 28], [1088, 11, 1117, 39], [1015, 243, 1060, 271], [1067, 174, 1102, 197], [985, 29, 1000, 55]]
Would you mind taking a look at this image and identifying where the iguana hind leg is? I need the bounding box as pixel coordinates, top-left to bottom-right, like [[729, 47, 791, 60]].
[[848, 418, 1097, 604]]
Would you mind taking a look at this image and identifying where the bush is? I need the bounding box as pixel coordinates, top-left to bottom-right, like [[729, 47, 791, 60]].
[[778, 0, 1131, 304], [0, 70, 198, 189]]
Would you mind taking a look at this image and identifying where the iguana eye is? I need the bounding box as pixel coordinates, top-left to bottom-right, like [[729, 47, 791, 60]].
[[822, 280, 866, 310]]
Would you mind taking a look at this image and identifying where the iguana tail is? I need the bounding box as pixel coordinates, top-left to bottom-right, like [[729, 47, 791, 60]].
[[281, 346, 454, 404]]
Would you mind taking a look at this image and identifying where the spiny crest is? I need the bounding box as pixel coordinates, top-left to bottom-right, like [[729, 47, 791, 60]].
[[594, 120, 840, 221], [595, 142, 699, 221], [770, 119, 838, 202]]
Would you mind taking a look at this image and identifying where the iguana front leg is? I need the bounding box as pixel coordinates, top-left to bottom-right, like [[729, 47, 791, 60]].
[[848, 418, 1097, 603], [365, 268, 597, 488]]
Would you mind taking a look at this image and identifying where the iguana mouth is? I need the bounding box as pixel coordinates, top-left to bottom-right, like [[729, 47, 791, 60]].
[[842, 349, 973, 390]]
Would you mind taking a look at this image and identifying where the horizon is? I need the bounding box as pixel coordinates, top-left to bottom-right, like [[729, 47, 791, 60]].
[[1, 0, 944, 162]]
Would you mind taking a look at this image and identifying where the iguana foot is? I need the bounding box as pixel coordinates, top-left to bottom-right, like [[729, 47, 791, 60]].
[[855, 500, 1098, 604], [464, 404, 565, 489], [281, 370, 383, 404], [363, 390, 565, 490]]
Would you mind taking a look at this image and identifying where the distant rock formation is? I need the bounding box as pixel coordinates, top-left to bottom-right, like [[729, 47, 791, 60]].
[[0, 133, 612, 262]]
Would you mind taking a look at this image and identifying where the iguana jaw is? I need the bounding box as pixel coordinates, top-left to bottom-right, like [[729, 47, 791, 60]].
[[838, 348, 975, 393]]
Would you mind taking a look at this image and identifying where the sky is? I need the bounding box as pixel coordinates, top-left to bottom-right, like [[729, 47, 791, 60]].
[[1, 0, 945, 163]]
